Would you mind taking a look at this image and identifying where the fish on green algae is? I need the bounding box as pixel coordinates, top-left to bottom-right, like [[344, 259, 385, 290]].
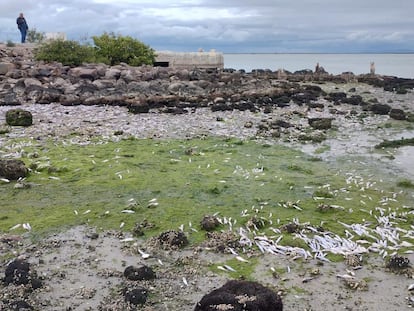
[[0, 137, 413, 265]]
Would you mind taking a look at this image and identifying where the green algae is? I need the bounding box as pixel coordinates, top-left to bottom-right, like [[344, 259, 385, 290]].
[[0, 136, 412, 252], [375, 137, 414, 149]]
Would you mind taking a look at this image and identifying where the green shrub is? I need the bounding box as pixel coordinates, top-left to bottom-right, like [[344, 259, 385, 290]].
[[92, 32, 156, 66], [34, 40, 95, 66], [6, 40, 15, 47], [27, 28, 45, 43]]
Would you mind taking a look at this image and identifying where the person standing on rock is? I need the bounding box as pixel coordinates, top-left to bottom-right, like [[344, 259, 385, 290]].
[[16, 13, 29, 43]]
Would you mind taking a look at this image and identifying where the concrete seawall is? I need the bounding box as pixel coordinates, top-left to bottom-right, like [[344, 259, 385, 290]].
[[155, 50, 224, 69]]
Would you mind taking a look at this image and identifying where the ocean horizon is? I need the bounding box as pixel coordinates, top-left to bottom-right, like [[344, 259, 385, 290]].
[[223, 53, 414, 78]]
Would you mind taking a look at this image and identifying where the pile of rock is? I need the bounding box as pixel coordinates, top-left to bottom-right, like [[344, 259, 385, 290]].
[[1, 44, 413, 119]]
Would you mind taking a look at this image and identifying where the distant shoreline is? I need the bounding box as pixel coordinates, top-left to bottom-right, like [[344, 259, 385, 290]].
[[223, 52, 414, 55]]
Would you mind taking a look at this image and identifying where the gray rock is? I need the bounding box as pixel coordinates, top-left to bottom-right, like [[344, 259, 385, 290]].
[[0, 62, 14, 75]]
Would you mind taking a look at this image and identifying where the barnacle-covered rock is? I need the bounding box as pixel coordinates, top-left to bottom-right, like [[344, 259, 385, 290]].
[[157, 230, 189, 249], [386, 256, 411, 270], [0, 159, 28, 180], [345, 254, 362, 268], [200, 215, 220, 231], [194, 280, 283, 311], [123, 265, 156, 281]]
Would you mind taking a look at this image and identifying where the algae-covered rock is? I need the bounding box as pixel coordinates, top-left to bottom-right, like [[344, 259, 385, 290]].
[[308, 117, 333, 130], [0, 159, 28, 180], [5, 108, 33, 126]]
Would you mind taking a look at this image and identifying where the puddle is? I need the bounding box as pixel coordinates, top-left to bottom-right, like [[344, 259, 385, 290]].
[[393, 146, 414, 176], [298, 116, 414, 179]]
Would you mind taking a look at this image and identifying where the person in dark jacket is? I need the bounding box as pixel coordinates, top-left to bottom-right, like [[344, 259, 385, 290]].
[[16, 13, 29, 43]]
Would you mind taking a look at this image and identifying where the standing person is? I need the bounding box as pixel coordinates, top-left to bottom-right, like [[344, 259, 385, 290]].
[[16, 13, 29, 43]]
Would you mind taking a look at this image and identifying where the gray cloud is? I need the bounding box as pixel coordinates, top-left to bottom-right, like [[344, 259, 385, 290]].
[[1, 0, 413, 52]]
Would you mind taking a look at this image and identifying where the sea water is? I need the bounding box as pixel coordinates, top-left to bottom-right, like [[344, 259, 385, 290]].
[[224, 53, 414, 78]]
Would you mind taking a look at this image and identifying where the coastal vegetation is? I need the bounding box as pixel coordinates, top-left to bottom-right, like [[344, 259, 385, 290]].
[[34, 32, 156, 66]]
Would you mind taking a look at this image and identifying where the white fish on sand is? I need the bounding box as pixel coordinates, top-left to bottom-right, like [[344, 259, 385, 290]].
[[182, 277, 189, 286], [138, 249, 150, 259]]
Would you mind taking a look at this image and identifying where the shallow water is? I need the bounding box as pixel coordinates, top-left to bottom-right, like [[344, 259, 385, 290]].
[[393, 146, 414, 177], [224, 53, 414, 78]]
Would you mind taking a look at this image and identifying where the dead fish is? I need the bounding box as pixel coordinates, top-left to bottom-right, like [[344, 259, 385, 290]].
[[138, 249, 150, 259], [147, 198, 159, 208], [0, 178, 10, 183], [121, 210, 135, 214], [182, 277, 188, 286], [235, 256, 249, 263], [83, 209, 91, 215], [9, 224, 21, 231], [120, 222, 125, 228], [336, 274, 355, 280], [223, 265, 236, 272], [120, 237, 134, 242], [408, 283, 414, 291], [217, 265, 236, 272], [22, 223, 31, 231]]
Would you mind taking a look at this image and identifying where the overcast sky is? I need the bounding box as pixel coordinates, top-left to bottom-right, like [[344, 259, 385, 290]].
[[1, 0, 413, 53]]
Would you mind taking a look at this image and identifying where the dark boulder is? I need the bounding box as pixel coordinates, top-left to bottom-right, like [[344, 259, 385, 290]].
[[326, 92, 347, 103], [5, 109, 33, 126], [128, 101, 150, 114], [270, 119, 293, 129], [234, 100, 258, 112], [211, 102, 234, 112], [389, 108, 406, 120], [308, 117, 333, 130], [0, 159, 28, 180], [3, 258, 42, 289], [291, 92, 318, 105], [9, 300, 33, 310], [386, 255, 411, 273], [370, 103, 391, 115], [124, 265, 156, 281], [123, 287, 148, 305], [200, 215, 220, 231], [341, 95, 364, 106], [307, 102, 325, 109], [194, 280, 283, 311], [271, 95, 291, 107]]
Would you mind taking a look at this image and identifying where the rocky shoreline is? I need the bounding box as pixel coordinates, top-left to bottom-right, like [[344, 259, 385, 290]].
[[1, 44, 414, 310]]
